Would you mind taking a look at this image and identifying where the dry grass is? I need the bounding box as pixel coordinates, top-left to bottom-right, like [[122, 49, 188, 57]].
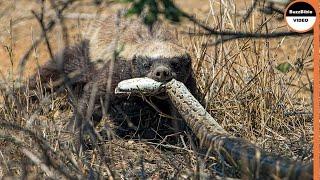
[[0, 0, 314, 179]]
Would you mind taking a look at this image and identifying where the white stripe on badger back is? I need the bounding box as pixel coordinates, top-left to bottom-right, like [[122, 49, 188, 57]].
[[85, 15, 186, 69]]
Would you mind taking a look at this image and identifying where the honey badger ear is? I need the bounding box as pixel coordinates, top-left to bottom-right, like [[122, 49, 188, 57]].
[[181, 54, 191, 64], [186, 54, 191, 60], [131, 55, 137, 65], [131, 55, 148, 65]]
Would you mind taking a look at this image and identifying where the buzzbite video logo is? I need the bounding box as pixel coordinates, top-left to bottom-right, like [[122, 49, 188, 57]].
[[285, 1, 316, 32]]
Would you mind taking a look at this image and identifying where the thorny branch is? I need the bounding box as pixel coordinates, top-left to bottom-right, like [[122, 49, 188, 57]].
[[151, 0, 312, 45], [180, 11, 312, 45]]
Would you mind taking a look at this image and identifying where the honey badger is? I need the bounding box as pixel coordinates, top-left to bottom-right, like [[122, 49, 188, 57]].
[[29, 15, 197, 135]]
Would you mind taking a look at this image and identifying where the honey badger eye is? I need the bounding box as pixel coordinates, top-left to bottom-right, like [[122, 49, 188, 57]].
[[143, 62, 151, 69], [171, 62, 179, 70]]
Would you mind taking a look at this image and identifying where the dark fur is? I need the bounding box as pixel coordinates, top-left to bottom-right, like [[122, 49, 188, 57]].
[[28, 17, 198, 139]]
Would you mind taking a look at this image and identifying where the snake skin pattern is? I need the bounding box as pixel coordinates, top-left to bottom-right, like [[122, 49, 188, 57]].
[[165, 79, 312, 180]]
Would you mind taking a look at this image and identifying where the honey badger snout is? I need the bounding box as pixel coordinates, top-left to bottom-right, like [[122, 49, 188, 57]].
[[153, 66, 173, 82]]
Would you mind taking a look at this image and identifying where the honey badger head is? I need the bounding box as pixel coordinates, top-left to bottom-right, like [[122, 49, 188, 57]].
[[87, 17, 192, 83], [131, 54, 191, 83], [126, 40, 192, 83]]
